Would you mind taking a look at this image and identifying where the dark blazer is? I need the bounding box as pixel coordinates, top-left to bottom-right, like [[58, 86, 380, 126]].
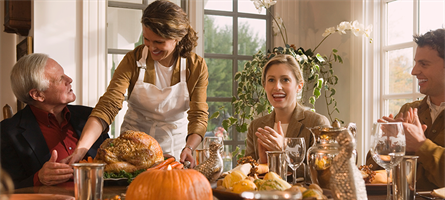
[[0, 105, 109, 189]]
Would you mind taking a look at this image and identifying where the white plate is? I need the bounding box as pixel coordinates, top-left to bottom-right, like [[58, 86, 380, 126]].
[[9, 194, 75, 200]]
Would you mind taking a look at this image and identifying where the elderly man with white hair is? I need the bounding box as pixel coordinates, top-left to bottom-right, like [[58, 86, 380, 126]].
[[0, 53, 109, 189]]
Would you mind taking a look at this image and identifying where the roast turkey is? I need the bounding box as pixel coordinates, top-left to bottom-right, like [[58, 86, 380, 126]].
[[95, 130, 164, 173]]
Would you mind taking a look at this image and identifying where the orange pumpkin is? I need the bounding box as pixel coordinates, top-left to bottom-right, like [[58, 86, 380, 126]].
[[126, 169, 213, 200]]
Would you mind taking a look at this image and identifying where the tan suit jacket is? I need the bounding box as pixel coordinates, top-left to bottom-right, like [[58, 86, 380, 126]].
[[366, 97, 445, 190], [245, 105, 330, 161]]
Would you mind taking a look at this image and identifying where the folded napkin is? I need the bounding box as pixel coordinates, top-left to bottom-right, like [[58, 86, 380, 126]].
[[432, 187, 445, 198]]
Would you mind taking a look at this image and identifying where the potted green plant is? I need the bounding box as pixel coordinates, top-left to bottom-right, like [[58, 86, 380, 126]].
[[211, 0, 372, 135]]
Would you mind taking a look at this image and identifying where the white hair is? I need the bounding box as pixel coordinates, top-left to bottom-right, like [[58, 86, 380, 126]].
[[10, 53, 50, 104]]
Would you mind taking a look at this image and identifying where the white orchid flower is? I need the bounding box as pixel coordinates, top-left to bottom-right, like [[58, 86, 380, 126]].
[[336, 21, 351, 35], [276, 16, 283, 27], [272, 15, 283, 35], [351, 21, 364, 36], [251, 0, 277, 13], [263, 0, 277, 8], [364, 24, 373, 38], [322, 27, 336, 37], [251, 0, 263, 13]]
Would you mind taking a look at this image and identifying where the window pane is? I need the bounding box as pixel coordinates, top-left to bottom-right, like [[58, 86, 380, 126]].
[[238, 18, 267, 55], [238, 130, 247, 141], [204, 0, 232, 12], [107, 7, 142, 49], [206, 58, 233, 97], [420, 0, 445, 35], [238, 0, 266, 15], [204, 15, 233, 54], [206, 101, 233, 140], [388, 48, 414, 94], [107, 54, 125, 83], [387, 1, 413, 45], [385, 98, 412, 116]]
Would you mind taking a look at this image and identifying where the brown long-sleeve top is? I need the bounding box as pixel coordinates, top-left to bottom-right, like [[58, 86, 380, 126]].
[[366, 97, 445, 190], [90, 45, 209, 138], [245, 105, 330, 160]]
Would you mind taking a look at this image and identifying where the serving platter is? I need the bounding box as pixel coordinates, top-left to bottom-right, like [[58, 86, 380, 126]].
[[212, 187, 333, 200]]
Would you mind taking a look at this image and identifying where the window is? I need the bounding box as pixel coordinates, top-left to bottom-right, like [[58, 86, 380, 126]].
[[204, 0, 270, 169], [381, 0, 444, 116], [106, 0, 182, 137]]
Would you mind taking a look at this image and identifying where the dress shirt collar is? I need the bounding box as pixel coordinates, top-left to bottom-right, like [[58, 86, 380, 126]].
[[426, 96, 445, 123], [29, 105, 71, 126]]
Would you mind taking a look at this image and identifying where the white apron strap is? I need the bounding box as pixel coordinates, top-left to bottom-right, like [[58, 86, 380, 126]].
[[137, 46, 148, 68], [180, 57, 186, 82]]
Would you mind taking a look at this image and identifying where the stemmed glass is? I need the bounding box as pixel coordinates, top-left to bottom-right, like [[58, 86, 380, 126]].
[[284, 137, 306, 185], [370, 122, 406, 200]]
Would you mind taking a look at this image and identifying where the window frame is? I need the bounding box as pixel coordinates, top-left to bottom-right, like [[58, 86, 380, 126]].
[[203, 0, 272, 166], [379, 0, 424, 118]]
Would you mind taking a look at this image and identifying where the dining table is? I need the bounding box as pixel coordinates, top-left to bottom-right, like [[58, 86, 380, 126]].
[[12, 181, 393, 200]]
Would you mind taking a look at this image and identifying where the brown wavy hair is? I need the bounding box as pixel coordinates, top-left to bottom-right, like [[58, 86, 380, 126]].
[[414, 28, 444, 59], [141, 0, 198, 58]]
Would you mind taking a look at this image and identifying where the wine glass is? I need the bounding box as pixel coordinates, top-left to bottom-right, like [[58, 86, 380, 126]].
[[284, 137, 306, 185], [370, 122, 406, 200]]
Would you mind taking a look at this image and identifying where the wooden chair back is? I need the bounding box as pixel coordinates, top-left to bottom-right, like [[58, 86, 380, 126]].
[[3, 104, 13, 119]]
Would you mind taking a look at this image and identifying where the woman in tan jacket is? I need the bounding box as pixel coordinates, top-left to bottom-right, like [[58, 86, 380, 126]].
[[66, 0, 208, 168], [245, 55, 329, 165]]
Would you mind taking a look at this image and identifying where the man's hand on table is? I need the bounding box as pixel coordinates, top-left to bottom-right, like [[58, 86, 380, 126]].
[[60, 147, 89, 165], [39, 150, 73, 186]]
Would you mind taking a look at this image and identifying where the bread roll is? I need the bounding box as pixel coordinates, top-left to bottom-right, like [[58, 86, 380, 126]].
[[257, 164, 269, 174], [371, 170, 390, 184]]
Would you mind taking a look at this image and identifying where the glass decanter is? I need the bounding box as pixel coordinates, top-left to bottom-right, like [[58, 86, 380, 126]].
[[306, 120, 357, 189]]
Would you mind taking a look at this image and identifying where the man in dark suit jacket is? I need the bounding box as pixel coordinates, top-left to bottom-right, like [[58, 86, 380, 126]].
[[0, 53, 109, 189]]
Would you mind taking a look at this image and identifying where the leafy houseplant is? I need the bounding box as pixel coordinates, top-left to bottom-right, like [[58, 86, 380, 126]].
[[211, 0, 372, 134]]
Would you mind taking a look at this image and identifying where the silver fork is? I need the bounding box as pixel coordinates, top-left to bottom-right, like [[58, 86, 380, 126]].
[[416, 192, 445, 200]]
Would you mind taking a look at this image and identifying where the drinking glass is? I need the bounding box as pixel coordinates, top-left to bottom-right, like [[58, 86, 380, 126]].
[[203, 136, 224, 152], [284, 137, 306, 185], [370, 122, 406, 200]]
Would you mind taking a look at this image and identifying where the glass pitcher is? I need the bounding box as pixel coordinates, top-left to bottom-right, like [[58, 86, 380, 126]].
[[306, 120, 356, 189]]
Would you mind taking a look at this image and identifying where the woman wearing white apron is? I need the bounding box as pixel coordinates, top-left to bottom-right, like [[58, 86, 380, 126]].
[[66, 0, 209, 168], [120, 46, 189, 160]]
